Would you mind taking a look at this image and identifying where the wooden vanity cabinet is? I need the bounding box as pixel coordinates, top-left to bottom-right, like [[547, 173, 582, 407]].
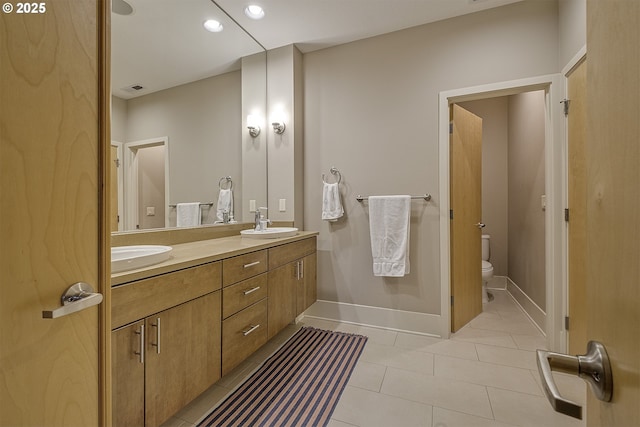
[[267, 237, 317, 339], [111, 262, 222, 427]]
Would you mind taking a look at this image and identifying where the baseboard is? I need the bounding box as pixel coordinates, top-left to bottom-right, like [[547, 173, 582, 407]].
[[506, 278, 546, 333], [303, 300, 443, 338]]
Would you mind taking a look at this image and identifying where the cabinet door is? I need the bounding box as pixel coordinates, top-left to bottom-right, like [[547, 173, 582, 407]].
[[303, 253, 318, 313], [268, 261, 297, 339], [296, 254, 317, 315], [145, 292, 222, 427], [112, 321, 145, 427]]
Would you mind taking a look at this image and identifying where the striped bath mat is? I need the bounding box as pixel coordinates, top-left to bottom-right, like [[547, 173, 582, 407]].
[[198, 326, 368, 427]]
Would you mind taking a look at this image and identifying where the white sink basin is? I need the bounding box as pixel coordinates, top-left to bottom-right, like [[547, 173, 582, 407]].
[[111, 245, 173, 273], [240, 227, 298, 239]]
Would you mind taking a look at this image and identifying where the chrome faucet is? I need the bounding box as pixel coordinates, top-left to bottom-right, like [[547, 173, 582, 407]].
[[255, 207, 269, 231]]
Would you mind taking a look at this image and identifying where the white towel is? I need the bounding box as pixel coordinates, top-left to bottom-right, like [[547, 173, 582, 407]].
[[322, 182, 344, 221], [176, 202, 201, 227], [368, 195, 411, 277], [216, 189, 233, 222]]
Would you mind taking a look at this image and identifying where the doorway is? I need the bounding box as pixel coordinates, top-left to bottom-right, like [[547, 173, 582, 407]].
[[455, 91, 548, 332], [438, 75, 566, 350], [123, 137, 170, 230]]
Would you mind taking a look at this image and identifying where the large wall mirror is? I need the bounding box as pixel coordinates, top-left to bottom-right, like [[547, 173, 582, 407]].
[[110, 0, 266, 233]]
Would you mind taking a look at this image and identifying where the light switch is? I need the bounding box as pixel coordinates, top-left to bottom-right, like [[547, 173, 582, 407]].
[[279, 199, 286, 212], [146, 206, 155, 216], [249, 199, 256, 212], [541, 195, 546, 211]]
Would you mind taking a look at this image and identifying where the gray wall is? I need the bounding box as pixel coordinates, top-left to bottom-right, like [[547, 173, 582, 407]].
[[303, 0, 559, 315], [508, 91, 547, 309], [559, 0, 586, 66]]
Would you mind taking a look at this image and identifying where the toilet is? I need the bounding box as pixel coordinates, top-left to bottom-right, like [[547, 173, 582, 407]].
[[481, 234, 494, 303]]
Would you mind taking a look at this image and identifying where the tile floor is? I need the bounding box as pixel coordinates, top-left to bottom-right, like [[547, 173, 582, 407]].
[[164, 290, 586, 427]]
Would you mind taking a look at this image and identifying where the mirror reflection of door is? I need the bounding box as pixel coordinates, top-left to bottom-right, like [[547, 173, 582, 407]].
[[123, 138, 168, 230], [110, 143, 124, 232]]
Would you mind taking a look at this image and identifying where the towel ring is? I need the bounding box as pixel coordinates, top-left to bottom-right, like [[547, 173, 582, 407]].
[[219, 176, 232, 190], [322, 167, 341, 185]]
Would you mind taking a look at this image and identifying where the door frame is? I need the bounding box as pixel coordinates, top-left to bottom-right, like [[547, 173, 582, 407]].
[[438, 74, 567, 352], [123, 137, 170, 230]]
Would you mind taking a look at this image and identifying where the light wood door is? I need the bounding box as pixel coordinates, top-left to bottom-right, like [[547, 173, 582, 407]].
[[0, 1, 108, 426], [112, 321, 145, 427], [145, 292, 221, 427], [585, 0, 639, 425], [567, 59, 588, 355], [450, 104, 483, 332], [268, 261, 297, 339]]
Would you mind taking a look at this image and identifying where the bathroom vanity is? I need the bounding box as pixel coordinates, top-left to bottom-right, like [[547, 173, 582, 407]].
[[110, 232, 317, 427]]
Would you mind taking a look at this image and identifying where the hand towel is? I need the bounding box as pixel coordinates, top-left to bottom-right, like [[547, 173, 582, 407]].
[[322, 182, 344, 221], [177, 202, 201, 227], [216, 189, 233, 222], [368, 195, 411, 277]]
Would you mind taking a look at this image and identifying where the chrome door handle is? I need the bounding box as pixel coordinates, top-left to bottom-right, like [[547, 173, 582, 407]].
[[536, 341, 613, 420], [475, 222, 486, 228], [42, 282, 103, 319]]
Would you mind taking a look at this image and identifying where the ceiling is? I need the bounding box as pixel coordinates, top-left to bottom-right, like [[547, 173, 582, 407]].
[[111, 0, 522, 99]]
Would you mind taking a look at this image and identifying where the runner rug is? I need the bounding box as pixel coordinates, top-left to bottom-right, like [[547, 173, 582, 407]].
[[198, 326, 368, 427]]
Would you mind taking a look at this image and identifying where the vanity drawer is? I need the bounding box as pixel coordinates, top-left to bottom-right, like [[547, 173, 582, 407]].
[[222, 249, 267, 286], [222, 273, 268, 319], [222, 299, 268, 375], [268, 237, 317, 270]]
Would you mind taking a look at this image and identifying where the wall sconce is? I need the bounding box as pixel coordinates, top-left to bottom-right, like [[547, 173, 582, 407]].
[[271, 111, 286, 134], [247, 114, 260, 137]]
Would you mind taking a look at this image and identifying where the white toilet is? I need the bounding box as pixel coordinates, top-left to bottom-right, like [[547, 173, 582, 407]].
[[481, 234, 494, 303]]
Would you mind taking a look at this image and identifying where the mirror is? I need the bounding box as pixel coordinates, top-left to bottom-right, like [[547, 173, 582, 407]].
[[110, 0, 266, 232]]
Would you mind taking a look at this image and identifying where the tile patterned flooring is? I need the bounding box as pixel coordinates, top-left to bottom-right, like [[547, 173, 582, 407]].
[[164, 290, 586, 427]]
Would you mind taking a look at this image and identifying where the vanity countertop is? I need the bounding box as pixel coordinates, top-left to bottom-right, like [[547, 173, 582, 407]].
[[111, 231, 319, 286]]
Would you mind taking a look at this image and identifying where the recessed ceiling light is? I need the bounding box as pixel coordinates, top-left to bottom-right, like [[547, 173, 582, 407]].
[[203, 19, 223, 33], [244, 5, 265, 20]]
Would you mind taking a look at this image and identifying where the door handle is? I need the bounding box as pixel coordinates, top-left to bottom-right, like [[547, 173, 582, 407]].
[[536, 340, 613, 420], [42, 282, 103, 319], [475, 222, 486, 229]]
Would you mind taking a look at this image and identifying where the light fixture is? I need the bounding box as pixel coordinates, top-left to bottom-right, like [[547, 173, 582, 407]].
[[244, 5, 265, 20], [247, 114, 261, 137], [203, 19, 223, 33], [271, 110, 286, 134]]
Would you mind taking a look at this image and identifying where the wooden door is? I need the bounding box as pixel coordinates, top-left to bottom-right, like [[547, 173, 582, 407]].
[[112, 321, 145, 427], [585, 0, 639, 425], [567, 59, 588, 355], [450, 104, 483, 332], [144, 292, 221, 427], [0, 1, 108, 426]]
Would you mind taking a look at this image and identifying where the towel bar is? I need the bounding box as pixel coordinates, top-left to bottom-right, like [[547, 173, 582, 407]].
[[169, 202, 214, 208], [356, 194, 431, 202]]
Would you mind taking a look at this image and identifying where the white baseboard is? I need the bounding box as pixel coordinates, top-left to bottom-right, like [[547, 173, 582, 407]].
[[303, 300, 443, 338], [506, 278, 546, 333]]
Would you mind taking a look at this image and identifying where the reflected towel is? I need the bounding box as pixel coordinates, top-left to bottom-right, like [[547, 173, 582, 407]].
[[322, 182, 344, 221], [368, 195, 411, 277], [216, 189, 233, 222], [177, 202, 201, 227]]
